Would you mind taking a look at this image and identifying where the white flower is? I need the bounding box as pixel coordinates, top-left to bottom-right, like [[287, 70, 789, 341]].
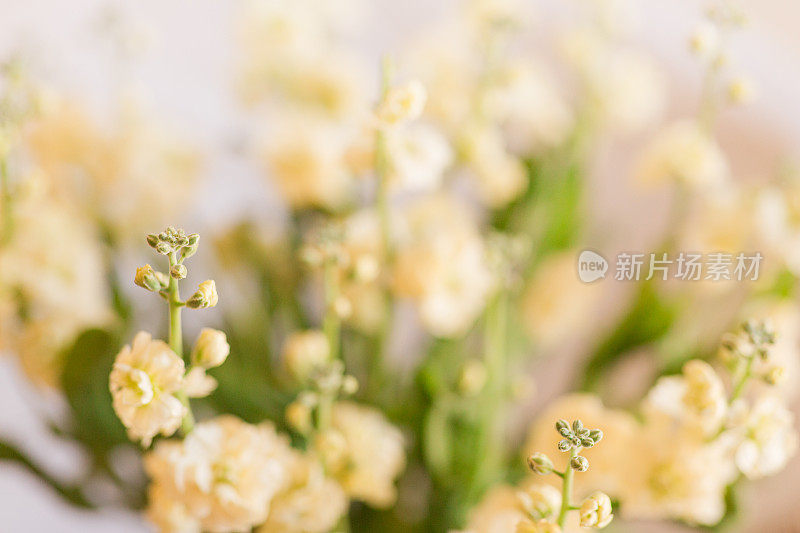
[[183, 367, 218, 399], [376, 80, 427, 126], [516, 482, 561, 521], [579, 491, 613, 528], [634, 120, 728, 188], [733, 395, 798, 479], [460, 124, 527, 207], [144, 416, 294, 533], [328, 401, 405, 507], [386, 123, 453, 192], [190, 328, 230, 369], [109, 332, 186, 446]]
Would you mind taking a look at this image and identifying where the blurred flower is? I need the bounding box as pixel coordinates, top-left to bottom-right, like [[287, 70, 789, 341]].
[[393, 195, 493, 337], [258, 451, 348, 533], [0, 180, 110, 386], [460, 124, 527, 207], [642, 359, 727, 438], [520, 251, 603, 348], [732, 395, 798, 479], [465, 481, 561, 533], [109, 331, 186, 446], [633, 120, 728, 188], [375, 80, 427, 127], [328, 401, 405, 508], [282, 330, 330, 382], [144, 416, 294, 533]]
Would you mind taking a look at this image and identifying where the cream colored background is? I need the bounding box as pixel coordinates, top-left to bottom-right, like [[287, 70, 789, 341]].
[[0, 0, 799, 531]]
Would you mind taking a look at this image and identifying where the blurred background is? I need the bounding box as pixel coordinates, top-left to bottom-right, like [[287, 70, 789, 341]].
[[1, 0, 799, 531]]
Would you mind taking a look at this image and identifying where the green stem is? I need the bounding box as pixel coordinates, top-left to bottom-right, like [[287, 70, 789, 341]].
[[1, 155, 12, 246], [167, 251, 194, 435], [558, 448, 577, 528], [323, 259, 341, 362], [730, 356, 754, 403]]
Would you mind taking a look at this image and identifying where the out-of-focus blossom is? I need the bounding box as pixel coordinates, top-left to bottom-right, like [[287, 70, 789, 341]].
[[633, 120, 728, 188], [732, 395, 798, 479], [144, 416, 294, 533], [643, 359, 727, 438], [460, 124, 527, 207], [109, 332, 186, 446], [375, 80, 427, 127], [258, 452, 348, 533], [464, 481, 561, 533], [282, 330, 330, 382], [393, 195, 493, 337], [27, 99, 198, 242], [0, 179, 109, 386], [520, 251, 603, 348], [328, 401, 405, 508], [261, 117, 354, 210]]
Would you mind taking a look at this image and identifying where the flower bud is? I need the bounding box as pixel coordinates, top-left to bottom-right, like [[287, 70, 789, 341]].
[[170, 264, 187, 280], [581, 438, 595, 448], [146, 234, 159, 248], [134, 264, 163, 292], [570, 455, 589, 472], [579, 491, 613, 528], [589, 429, 603, 443], [763, 365, 785, 386], [572, 419, 584, 434], [555, 419, 570, 436], [190, 328, 230, 369], [557, 439, 571, 452], [181, 234, 200, 260], [285, 400, 313, 434], [341, 375, 359, 395], [283, 330, 330, 382], [458, 359, 487, 397], [186, 280, 218, 309], [527, 452, 554, 475]]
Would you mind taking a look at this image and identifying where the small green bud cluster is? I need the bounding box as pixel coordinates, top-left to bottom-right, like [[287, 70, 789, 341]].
[[721, 319, 776, 362], [555, 419, 603, 472], [299, 225, 347, 269], [147, 226, 200, 261], [310, 360, 359, 398], [285, 360, 358, 436]]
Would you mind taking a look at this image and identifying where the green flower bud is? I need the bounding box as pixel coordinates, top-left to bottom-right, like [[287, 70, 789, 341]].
[[155, 241, 172, 255], [134, 264, 163, 292], [572, 419, 584, 434], [170, 264, 187, 279], [557, 439, 571, 452], [186, 280, 218, 309], [581, 438, 595, 448], [589, 429, 603, 443], [527, 452, 554, 475], [570, 455, 589, 472], [146, 234, 159, 248], [556, 419, 571, 437]]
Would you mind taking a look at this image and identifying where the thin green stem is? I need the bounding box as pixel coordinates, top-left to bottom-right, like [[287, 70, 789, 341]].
[[167, 251, 194, 435], [323, 259, 341, 362], [558, 448, 577, 528], [1, 155, 13, 246], [730, 356, 754, 403]]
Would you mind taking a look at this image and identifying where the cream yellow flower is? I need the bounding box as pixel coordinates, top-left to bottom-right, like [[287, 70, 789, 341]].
[[515, 519, 561, 533], [633, 120, 728, 188], [393, 195, 493, 337], [109, 332, 186, 446], [282, 330, 330, 382], [376, 80, 427, 126], [328, 401, 405, 507], [460, 124, 527, 207], [258, 452, 348, 533], [144, 416, 294, 533], [187, 280, 218, 309], [643, 359, 727, 438], [579, 491, 613, 528], [190, 328, 230, 369]]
